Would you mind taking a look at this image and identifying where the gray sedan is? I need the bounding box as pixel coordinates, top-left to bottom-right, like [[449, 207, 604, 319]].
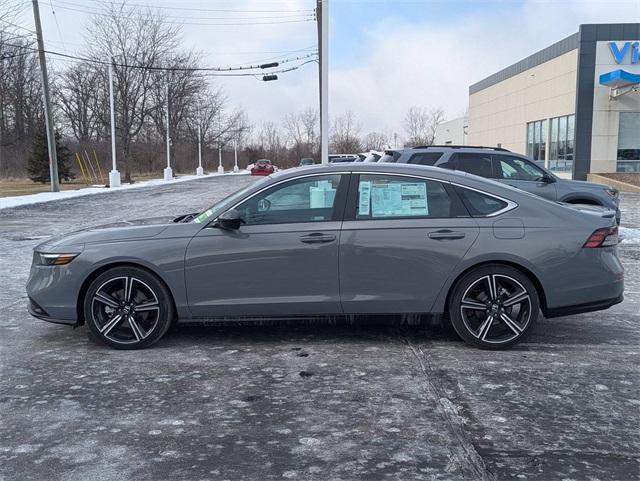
[[26, 163, 624, 350]]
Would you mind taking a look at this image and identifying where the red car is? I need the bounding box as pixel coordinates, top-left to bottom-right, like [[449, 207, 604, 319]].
[[250, 159, 275, 176]]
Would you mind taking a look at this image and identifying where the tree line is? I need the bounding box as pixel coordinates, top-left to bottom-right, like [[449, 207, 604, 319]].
[[0, 1, 446, 183]]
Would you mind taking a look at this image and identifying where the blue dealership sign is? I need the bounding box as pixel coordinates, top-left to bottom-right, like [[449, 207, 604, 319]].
[[608, 41, 640, 64]]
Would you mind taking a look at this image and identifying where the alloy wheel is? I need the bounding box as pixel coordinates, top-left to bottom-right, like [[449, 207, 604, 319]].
[[91, 276, 160, 345], [459, 274, 532, 344]]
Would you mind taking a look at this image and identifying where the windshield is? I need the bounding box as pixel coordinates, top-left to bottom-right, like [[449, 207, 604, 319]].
[[192, 177, 269, 224]]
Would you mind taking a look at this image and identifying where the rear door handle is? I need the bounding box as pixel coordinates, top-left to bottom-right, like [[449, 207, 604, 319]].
[[300, 233, 336, 244], [428, 230, 466, 240]]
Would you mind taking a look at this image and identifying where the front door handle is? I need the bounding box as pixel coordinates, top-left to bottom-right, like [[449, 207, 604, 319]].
[[428, 230, 466, 240], [300, 233, 336, 244]]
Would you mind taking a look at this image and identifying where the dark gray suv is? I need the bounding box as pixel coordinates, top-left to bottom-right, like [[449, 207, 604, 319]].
[[382, 146, 620, 222]]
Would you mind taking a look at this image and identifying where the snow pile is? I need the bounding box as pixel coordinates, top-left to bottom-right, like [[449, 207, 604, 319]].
[[619, 226, 640, 245], [0, 171, 249, 210]]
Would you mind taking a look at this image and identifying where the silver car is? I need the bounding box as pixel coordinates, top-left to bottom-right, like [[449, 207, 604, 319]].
[[26, 163, 624, 350]]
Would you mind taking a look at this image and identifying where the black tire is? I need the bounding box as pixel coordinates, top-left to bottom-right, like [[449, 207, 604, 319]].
[[448, 264, 539, 350], [83, 266, 174, 350]]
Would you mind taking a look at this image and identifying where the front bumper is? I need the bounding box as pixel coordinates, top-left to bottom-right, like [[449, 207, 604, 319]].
[[27, 298, 77, 326]]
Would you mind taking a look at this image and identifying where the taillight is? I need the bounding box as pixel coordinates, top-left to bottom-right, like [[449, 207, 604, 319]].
[[583, 226, 618, 248]]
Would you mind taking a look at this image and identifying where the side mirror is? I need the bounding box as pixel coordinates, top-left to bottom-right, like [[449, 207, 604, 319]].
[[215, 209, 245, 230], [542, 173, 556, 184]]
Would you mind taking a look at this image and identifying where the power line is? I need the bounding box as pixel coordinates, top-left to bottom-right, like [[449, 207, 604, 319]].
[[70, 0, 315, 14], [0, 18, 37, 34], [1, 41, 318, 74], [51, 0, 314, 20], [48, 2, 315, 25]]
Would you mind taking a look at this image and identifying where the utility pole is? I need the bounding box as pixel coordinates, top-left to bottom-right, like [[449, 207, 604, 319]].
[[32, 0, 59, 192], [164, 80, 173, 181], [108, 59, 121, 187], [218, 145, 224, 174], [317, 0, 329, 164], [196, 125, 203, 176]]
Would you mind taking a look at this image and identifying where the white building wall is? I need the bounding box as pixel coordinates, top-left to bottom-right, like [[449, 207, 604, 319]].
[[467, 49, 578, 155], [434, 117, 468, 145]]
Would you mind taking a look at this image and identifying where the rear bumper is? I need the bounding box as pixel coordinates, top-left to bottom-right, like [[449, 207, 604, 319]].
[[250, 170, 272, 176], [544, 293, 624, 318]]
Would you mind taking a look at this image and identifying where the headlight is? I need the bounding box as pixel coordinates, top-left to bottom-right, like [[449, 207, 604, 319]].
[[34, 252, 79, 266], [604, 188, 618, 200]]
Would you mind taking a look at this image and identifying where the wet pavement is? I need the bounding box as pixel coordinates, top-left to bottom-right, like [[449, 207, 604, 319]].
[[0, 176, 638, 481]]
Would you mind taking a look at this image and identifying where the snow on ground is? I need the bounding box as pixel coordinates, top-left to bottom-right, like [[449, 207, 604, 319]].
[[0, 171, 249, 210], [620, 226, 640, 245]]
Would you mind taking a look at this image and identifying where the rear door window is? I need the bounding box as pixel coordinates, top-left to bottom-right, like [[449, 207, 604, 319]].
[[444, 153, 495, 178], [355, 174, 453, 219], [407, 152, 443, 166]]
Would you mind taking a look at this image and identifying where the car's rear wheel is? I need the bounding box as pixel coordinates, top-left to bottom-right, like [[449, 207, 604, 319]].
[[448, 264, 539, 349], [83, 266, 173, 350]]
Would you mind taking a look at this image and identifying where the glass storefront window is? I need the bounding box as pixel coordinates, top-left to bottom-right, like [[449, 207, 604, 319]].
[[526, 119, 546, 162], [548, 114, 574, 172], [617, 112, 640, 172]]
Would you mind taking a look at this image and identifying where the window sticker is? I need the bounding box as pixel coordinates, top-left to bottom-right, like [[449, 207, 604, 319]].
[[370, 181, 428, 217], [309, 180, 336, 208], [358, 181, 372, 215], [193, 209, 213, 223]]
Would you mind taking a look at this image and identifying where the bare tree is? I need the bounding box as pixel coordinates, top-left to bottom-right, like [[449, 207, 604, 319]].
[[362, 131, 389, 151], [283, 107, 318, 160], [330, 110, 362, 154], [86, 2, 180, 182], [56, 62, 104, 142], [403, 106, 446, 146]]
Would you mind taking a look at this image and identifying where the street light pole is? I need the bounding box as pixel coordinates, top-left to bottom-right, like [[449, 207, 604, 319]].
[[32, 0, 59, 192], [196, 125, 203, 176], [108, 60, 121, 187], [163, 81, 173, 181], [317, 0, 329, 164], [234, 141, 239, 172], [218, 145, 224, 174]]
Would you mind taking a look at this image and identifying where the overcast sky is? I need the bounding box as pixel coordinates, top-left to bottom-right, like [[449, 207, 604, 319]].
[[19, 0, 640, 137]]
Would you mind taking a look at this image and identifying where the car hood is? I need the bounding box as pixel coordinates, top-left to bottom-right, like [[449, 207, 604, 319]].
[[36, 216, 175, 250], [558, 178, 615, 192]]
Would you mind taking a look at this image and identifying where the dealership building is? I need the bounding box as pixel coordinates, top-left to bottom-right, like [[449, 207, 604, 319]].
[[466, 23, 640, 180]]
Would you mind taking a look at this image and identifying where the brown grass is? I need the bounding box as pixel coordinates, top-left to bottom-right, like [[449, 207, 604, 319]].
[[0, 172, 178, 198]]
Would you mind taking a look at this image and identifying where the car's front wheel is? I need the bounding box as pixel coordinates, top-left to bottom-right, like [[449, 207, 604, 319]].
[[83, 266, 174, 349], [448, 265, 539, 349]]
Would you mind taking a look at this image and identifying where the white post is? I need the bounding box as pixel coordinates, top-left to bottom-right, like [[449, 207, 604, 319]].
[[218, 145, 224, 173], [319, 0, 329, 164], [108, 60, 121, 187], [233, 141, 239, 172], [163, 81, 173, 181], [196, 125, 204, 176]]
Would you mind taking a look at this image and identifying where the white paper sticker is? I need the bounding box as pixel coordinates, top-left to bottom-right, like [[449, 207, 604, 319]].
[[358, 181, 372, 215], [370, 181, 428, 217]]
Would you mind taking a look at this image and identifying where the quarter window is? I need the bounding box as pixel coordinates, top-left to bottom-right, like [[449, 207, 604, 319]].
[[494, 156, 546, 182], [407, 152, 443, 166], [356, 175, 453, 219], [455, 187, 509, 217], [236, 175, 343, 225], [443, 153, 494, 178]]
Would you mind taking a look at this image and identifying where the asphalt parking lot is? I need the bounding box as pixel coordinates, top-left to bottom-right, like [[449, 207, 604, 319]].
[[1, 175, 639, 481]]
